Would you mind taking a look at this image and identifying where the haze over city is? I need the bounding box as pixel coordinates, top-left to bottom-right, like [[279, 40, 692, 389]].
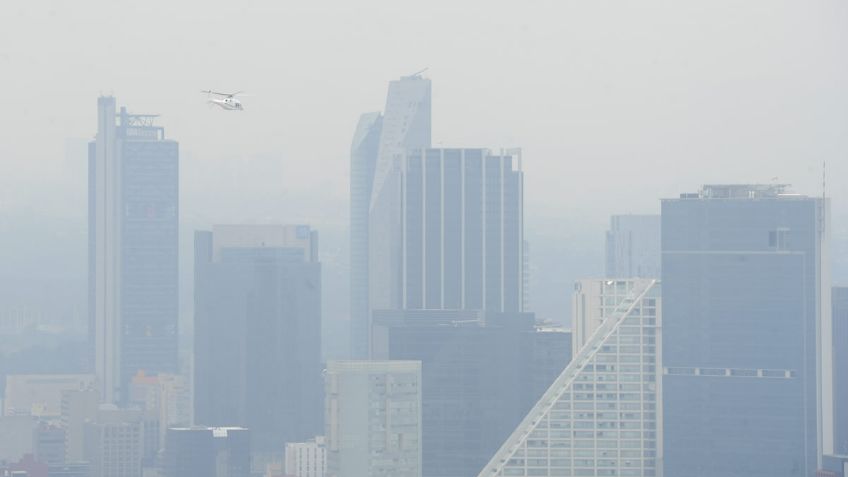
[[1, 2, 847, 477]]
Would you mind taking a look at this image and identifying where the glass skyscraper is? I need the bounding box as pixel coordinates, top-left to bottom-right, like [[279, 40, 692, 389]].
[[88, 96, 179, 404], [349, 112, 382, 360], [399, 148, 524, 312], [661, 184, 830, 477], [193, 225, 322, 453]]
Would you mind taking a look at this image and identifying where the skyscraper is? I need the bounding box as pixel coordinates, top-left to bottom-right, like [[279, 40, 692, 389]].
[[397, 148, 524, 312], [88, 96, 179, 404], [478, 278, 660, 477], [350, 112, 382, 360], [325, 360, 422, 477], [194, 225, 322, 453], [368, 74, 432, 315], [833, 287, 848, 455], [661, 184, 830, 477], [605, 214, 661, 279], [372, 310, 541, 477]]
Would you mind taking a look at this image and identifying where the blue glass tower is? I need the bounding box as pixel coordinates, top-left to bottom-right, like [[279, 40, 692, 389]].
[[661, 184, 829, 477]]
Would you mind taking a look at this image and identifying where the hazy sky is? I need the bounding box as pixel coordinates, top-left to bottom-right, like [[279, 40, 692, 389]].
[[2, 1, 847, 329]]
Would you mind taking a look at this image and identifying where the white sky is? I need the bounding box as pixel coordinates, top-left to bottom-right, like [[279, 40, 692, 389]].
[[2, 0, 847, 217], [1, 0, 847, 324]]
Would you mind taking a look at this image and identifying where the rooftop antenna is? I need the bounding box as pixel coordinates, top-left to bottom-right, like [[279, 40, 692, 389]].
[[407, 67, 429, 78]]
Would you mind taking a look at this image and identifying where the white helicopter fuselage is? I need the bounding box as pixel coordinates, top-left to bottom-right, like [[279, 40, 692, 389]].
[[208, 97, 243, 110]]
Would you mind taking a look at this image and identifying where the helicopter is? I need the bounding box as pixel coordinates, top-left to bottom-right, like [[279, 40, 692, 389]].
[[202, 90, 245, 110]]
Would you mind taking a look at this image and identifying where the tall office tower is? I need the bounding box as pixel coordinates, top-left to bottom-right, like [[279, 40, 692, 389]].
[[88, 96, 179, 404], [661, 184, 831, 477], [605, 214, 661, 279], [368, 74, 432, 316], [371, 310, 562, 477], [349, 111, 382, 359], [163, 427, 251, 477], [833, 287, 848, 455], [84, 407, 145, 477], [325, 361, 422, 477], [194, 225, 322, 453], [285, 436, 327, 477], [478, 279, 661, 477], [396, 148, 524, 312]]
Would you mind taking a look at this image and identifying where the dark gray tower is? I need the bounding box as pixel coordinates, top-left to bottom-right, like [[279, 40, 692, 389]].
[[194, 225, 322, 453]]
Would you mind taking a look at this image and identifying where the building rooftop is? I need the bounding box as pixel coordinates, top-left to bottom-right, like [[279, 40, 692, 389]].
[[672, 184, 808, 200]]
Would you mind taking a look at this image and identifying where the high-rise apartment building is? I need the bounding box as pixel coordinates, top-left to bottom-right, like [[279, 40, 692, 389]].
[[605, 214, 661, 279], [163, 427, 250, 477], [194, 225, 322, 453], [478, 278, 661, 477], [285, 436, 327, 477], [325, 361, 422, 477], [350, 112, 382, 359], [89, 96, 179, 404], [661, 184, 830, 477], [84, 407, 145, 477]]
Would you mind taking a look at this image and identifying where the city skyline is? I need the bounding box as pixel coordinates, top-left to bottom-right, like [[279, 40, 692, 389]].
[[1, 3, 847, 476]]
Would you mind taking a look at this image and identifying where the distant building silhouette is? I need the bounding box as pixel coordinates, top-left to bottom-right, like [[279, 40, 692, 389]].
[[193, 225, 322, 454], [163, 426, 250, 477], [88, 96, 179, 404], [662, 184, 830, 477], [605, 214, 661, 278]]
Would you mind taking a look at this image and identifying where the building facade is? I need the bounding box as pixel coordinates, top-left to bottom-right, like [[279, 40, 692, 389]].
[[833, 287, 848, 455], [349, 112, 383, 360], [194, 225, 322, 453], [84, 407, 145, 477], [285, 436, 327, 477], [397, 148, 524, 313], [605, 214, 661, 279], [478, 278, 661, 477], [661, 184, 830, 477], [163, 427, 250, 477], [372, 310, 566, 477], [89, 96, 179, 404], [3, 374, 95, 417], [325, 361, 422, 477], [368, 75, 432, 315]]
